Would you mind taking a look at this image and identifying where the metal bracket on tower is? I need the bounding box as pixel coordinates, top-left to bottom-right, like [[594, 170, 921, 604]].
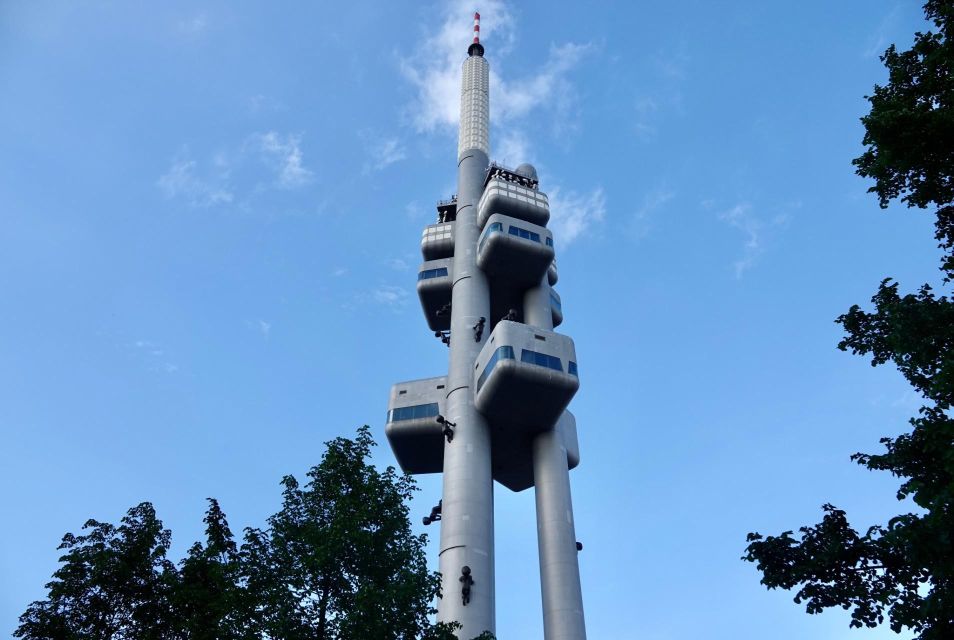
[[434, 330, 451, 346]]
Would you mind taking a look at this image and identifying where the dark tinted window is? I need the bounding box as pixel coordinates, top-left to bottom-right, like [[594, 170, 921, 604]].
[[478, 222, 504, 254], [418, 267, 449, 281], [476, 345, 515, 392], [568, 361, 578, 376], [508, 225, 541, 243], [387, 402, 440, 423], [520, 349, 563, 372]]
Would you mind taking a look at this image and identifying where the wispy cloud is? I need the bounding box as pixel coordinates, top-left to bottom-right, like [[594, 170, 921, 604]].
[[158, 131, 315, 208], [247, 94, 284, 114], [399, 0, 514, 133], [372, 285, 409, 308], [495, 131, 530, 168], [631, 186, 676, 239], [177, 12, 208, 37], [864, 5, 902, 59], [400, 0, 591, 155], [363, 135, 407, 173], [258, 320, 271, 339], [548, 186, 606, 246], [131, 339, 180, 374], [632, 44, 689, 139], [386, 257, 411, 271], [718, 203, 762, 277], [157, 154, 233, 207], [715, 201, 794, 278], [248, 132, 313, 188]]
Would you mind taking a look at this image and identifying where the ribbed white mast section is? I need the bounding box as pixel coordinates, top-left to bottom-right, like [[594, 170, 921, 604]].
[[458, 55, 489, 159]]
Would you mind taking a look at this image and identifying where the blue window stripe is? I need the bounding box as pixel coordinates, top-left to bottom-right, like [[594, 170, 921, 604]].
[[418, 267, 449, 281], [568, 361, 578, 376], [476, 345, 515, 393], [478, 222, 504, 254], [387, 402, 440, 423], [508, 225, 540, 243], [520, 349, 563, 372]]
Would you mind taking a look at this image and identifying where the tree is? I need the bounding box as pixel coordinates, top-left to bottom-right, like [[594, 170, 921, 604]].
[[744, 3, 954, 638], [171, 499, 249, 640], [244, 425, 442, 640], [15, 503, 178, 640], [18, 428, 480, 640]]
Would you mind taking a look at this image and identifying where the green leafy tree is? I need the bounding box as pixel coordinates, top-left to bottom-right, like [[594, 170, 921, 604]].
[[15, 503, 178, 640], [243, 425, 443, 640], [18, 428, 470, 639], [744, 2, 954, 638], [171, 499, 249, 640]]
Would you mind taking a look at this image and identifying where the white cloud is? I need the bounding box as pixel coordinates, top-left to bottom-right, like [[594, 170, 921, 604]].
[[864, 5, 901, 59], [333, 267, 348, 277], [159, 132, 315, 208], [495, 130, 530, 167], [715, 201, 794, 278], [400, 0, 590, 143], [258, 320, 271, 338], [547, 186, 606, 246], [364, 136, 407, 173], [131, 339, 179, 374], [718, 203, 762, 278], [247, 94, 284, 114], [405, 201, 426, 220], [248, 132, 313, 188], [386, 257, 411, 271], [372, 285, 409, 308], [631, 187, 675, 239], [157, 155, 233, 207], [177, 13, 207, 36], [494, 42, 591, 123]]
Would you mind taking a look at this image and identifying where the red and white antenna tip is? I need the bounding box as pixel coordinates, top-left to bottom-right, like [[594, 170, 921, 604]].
[[473, 11, 480, 44]]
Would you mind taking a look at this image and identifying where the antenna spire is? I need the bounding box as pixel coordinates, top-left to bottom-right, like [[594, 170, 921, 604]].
[[468, 10, 485, 57]]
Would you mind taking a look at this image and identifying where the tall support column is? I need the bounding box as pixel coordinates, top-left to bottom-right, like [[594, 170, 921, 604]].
[[438, 50, 494, 639], [525, 279, 588, 640]]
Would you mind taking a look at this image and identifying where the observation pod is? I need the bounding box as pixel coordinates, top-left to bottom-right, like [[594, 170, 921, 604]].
[[422, 221, 455, 261], [477, 214, 554, 288], [478, 176, 550, 229], [385, 376, 447, 475], [474, 320, 579, 431], [491, 410, 580, 492], [417, 258, 453, 331]]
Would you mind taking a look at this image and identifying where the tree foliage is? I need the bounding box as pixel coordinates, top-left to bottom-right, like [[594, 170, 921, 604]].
[[852, 0, 954, 280], [15, 503, 178, 640], [16, 427, 479, 639], [244, 426, 439, 639], [744, 3, 954, 638]]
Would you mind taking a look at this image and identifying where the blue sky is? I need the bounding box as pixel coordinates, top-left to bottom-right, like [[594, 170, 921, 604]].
[[0, 1, 942, 638]]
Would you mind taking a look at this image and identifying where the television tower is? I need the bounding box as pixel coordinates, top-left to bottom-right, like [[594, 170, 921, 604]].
[[386, 12, 587, 639]]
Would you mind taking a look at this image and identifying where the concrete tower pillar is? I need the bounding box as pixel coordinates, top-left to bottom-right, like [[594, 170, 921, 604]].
[[437, 43, 495, 638], [525, 277, 588, 640]]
